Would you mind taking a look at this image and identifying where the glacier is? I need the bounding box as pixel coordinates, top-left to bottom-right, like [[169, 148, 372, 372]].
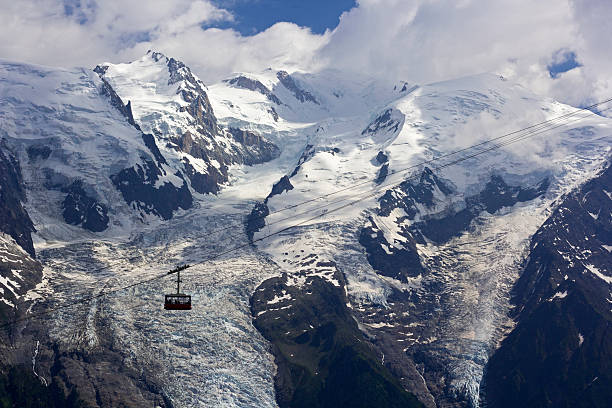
[[0, 51, 610, 407]]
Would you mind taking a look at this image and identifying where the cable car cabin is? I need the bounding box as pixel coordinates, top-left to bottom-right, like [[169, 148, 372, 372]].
[[164, 294, 192, 310], [164, 265, 192, 310]]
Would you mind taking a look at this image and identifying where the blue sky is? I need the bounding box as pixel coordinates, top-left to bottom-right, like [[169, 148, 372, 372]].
[[210, 0, 356, 34], [547, 50, 582, 79]]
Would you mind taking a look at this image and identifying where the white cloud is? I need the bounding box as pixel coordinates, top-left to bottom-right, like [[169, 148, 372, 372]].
[[120, 22, 329, 83], [319, 0, 611, 108], [0, 0, 610, 106], [0, 0, 232, 69], [0, 0, 327, 83]]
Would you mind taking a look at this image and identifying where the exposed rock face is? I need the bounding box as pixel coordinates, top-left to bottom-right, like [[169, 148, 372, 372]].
[[276, 71, 319, 104], [394, 81, 418, 94], [228, 75, 282, 105], [251, 271, 424, 408], [111, 161, 192, 220], [290, 144, 315, 177], [359, 216, 425, 282], [179, 93, 218, 139], [373, 152, 390, 184], [483, 159, 612, 408], [96, 52, 281, 196], [246, 175, 293, 240], [354, 168, 554, 407], [96, 75, 138, 127], [269, 175, 294, 198], [475, 175, 550, 215], [26, 145, 51, 161], [95, 69, 196, 219], [227, 127, 280, 165], [268, 107, 279, 122], [378, 167, 453, 219], [0, 140, 36, 257], [0, 233, 42, 317], [375, 151, 388, 165], [362, 108, 403, 135], [376, 164, 389, 184], [61, 181, 109, 232], [359, 168, 453, 283], [366, 168, 549, 252]]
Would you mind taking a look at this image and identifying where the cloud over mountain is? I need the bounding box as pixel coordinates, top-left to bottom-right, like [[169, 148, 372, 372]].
[[0, 0, 610, 107]]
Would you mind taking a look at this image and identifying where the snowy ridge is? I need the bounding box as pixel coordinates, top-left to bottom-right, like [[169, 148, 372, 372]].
[[1, 52, 611, 407], [235, 70, 611, 406], [0, 59, 164, 240], [97, 51, 281, 196]]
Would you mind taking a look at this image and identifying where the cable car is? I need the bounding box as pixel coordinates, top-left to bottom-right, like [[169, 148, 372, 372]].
[[164, 265, 192, 310]]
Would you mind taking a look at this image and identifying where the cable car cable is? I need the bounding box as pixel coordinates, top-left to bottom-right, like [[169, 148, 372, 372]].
[[3, 102, 610, 325], [1, 101, 610, 329], [19, 96, 612, 284]]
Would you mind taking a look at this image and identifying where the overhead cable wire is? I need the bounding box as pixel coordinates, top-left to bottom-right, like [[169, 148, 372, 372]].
[[1, 100, 611, 330]]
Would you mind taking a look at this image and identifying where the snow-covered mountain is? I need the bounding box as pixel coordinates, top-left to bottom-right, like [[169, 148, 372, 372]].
[[96, 52, 280, 196], [0, 52, 610, 407], [231, 68, 610, 407]]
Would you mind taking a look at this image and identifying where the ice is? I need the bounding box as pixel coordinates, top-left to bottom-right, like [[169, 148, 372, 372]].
[[2, 54, 611, 408], [550, 291, 568, 300], [267, 292, 292, 304], [585, 264, 612, 284], [0, 298, 15, 307], [0, 275, 20, 297], [37, 206, 280, 408]]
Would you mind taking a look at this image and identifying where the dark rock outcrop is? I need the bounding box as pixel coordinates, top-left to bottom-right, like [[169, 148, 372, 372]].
[[290, 145, 315, 177], [474, 175, 549, 215], [227, 127, 281, 165], [269, 176, 294, 198], [111, 161, 192, 220], [359, 217, 425, 282], [360, 168, 551, 283], [415, 173, 549, 245], [141, 133, 168, 167], [97, 52, 281, 197], [362, 109, 402, 135], [251, 271, 424, 408], [0, 140, 36, 257], [97, 76, 137, 128], [375, 151, 388, 165], [181, 157, 226, 195], [269, 107, 279, 122], [26, 145, 51, 161], [394, 82, 418, 94], [376, 164, 389, 184], [276, 71, 319, 104], [61, 181, 109, 232], [359, 168, 452, 282], [246, 202, 270, 241], [227, 75, 282, 105], [245, 176, 293, 240], [0, 237, 43, 321], [483, 160, 612, 408]]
